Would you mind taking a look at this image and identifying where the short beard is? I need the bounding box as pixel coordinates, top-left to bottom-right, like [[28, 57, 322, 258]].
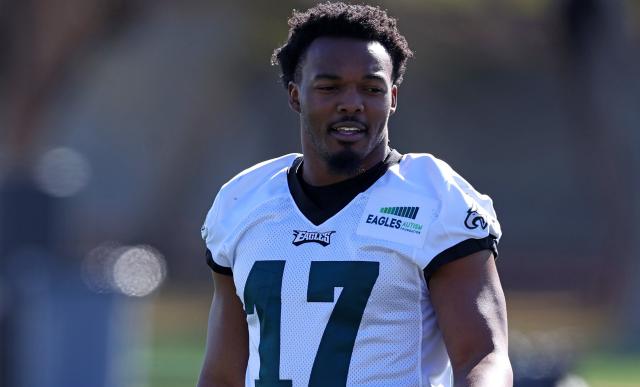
[[324, 148, 363, 176]]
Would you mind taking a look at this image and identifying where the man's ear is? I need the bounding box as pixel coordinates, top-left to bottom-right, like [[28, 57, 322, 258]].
[[390, 84, 398, 115], [288, 82, 301, 113]]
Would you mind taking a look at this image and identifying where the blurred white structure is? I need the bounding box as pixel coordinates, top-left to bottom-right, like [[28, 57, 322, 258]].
[[34, 147, 92, 198]]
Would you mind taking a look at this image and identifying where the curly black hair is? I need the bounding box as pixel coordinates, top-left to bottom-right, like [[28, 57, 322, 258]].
[[272, 2, 413, 88]]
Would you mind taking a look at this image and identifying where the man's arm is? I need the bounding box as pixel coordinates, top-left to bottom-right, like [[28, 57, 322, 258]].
[[197, 272, 249, 387], [429, 249, 512, 387]]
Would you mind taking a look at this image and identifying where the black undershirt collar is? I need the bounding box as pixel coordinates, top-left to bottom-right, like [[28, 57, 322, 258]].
[[287, 149, 402, 226]]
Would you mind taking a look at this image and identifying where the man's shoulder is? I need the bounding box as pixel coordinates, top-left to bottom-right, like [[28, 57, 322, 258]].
[[202, 153, 299, 247], [219, 153, 300, 197], [395, 152, 461, 188], [393, 152, 496, 218]]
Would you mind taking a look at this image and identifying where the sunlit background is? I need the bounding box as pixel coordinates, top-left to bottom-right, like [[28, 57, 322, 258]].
[[0, 1, 638, 386]]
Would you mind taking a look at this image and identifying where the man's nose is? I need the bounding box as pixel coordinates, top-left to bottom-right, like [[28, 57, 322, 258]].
[[337, 87, 364, 113]]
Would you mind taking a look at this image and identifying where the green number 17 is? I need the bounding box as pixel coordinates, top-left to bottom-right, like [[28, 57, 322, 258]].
[[244, 260, 379, 387]]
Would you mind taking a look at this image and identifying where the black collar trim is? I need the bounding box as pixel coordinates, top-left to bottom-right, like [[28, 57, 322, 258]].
[[287, 150, 402, 225]]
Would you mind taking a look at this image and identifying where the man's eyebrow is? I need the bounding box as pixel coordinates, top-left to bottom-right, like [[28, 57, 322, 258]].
[[313, 74, 387, 82], [363, 74, 387, 82], [313, 74, 341, 80]]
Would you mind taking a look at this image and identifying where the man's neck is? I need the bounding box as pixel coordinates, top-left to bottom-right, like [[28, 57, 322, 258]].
[[301, 145, 390, 186]]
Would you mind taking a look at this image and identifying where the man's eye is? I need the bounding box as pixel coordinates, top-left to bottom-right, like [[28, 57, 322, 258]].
[[316, 85, 337, 91]]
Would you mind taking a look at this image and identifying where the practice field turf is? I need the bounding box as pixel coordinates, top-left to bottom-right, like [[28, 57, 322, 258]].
[[574, 353, 640, 387], [143, 291, 640, 387], [146, 333, 204, 387], [145, 336, 640, 387], [144, 291, 209, 387]]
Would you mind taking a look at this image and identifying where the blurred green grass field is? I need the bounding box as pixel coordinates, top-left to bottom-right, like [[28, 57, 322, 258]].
[[145, 290, 640, 387], [575, 354, 640, 387], [146, 334, 204, 387]]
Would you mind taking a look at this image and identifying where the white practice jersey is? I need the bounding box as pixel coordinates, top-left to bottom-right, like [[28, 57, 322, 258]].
[[201, 153, 501, 387]]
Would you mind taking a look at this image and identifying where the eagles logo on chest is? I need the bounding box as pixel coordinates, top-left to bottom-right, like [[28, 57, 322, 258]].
[[292, 230, 335, 246]]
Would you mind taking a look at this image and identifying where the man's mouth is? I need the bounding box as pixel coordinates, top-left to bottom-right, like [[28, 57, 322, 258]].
[[333, 126, 364, 135], [330, 121, 367, 139]]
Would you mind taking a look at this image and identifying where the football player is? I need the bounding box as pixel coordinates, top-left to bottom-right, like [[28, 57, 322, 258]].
[[197, 2, 512, 386]]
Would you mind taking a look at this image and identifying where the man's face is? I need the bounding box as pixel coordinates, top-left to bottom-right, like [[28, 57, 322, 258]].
[[288, 37, 397, 177]]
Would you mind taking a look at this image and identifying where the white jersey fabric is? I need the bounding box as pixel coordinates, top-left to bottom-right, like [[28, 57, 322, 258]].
[[201, 152, 501, 387]]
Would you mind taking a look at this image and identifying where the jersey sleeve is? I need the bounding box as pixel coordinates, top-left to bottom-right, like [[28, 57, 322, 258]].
[[201, 189, 233, 275], [419, 160, 502, 280]]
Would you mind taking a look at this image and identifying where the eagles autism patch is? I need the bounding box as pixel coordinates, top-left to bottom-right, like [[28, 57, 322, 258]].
[[356, 188, 438, 248]]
